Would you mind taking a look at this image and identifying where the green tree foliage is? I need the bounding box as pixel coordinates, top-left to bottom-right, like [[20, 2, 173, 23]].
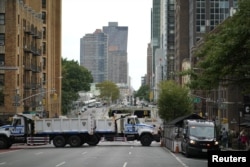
[[190, 0, 250, 91], [61, 58, 93, 114], [96, 81, 119, 103], [157, 80, 192, 122], [135, 84, 150, 101]]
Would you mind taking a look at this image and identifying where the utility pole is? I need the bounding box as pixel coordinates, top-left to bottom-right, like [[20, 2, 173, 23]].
[[13, 89, 20, 114]]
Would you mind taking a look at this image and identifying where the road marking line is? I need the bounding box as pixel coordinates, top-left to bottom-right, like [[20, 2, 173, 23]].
[[82, 152, 87, 155], [123, 162, 127, 167], [170, 152, 189, 167], [56, 161, 65, 167], [163, 147, 189, 167], [0, 162, 6, 165]]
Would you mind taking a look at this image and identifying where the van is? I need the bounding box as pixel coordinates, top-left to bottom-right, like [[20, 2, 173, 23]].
[[181, 119, 220, 157]]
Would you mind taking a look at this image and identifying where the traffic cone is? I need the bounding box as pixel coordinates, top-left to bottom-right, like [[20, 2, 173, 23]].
[[175, 143, 179, 153]]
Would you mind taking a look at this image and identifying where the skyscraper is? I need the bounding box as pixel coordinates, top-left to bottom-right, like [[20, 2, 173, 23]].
[[103, 22, 128, 84], [80, 29, 108, 83], [189, 0, 238, 64]]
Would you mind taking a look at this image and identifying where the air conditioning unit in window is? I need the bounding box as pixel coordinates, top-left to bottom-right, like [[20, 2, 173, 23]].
[[0, 42, 4, 46], [0, 61, 4, 66]]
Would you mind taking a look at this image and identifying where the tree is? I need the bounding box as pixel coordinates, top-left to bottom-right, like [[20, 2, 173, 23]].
[[0, 90, 4, 106], [157, 80, 192, 122], [189, 0, 250, 92], [96, 81, 119, 103], [135, 84, 150, 102], [61, 58, 93, 115]]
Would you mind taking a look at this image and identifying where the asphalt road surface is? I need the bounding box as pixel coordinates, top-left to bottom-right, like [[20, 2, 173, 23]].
[[0, 141, 207, 167]]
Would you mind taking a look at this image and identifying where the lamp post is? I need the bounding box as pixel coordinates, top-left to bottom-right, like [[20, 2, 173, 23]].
[[15, 88, 56, 116]]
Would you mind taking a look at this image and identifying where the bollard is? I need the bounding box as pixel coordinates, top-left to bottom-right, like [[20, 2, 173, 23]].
[[175, 143, 179, 153]]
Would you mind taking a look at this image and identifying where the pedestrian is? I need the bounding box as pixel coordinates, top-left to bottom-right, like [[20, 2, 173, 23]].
[[221, 128, 228, 148], [240, 129, 249, 150]]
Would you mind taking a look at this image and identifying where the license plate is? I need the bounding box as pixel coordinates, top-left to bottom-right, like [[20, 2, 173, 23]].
[[202, 149, 207, 152]]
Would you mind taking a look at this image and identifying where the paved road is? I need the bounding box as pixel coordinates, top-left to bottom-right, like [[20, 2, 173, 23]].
[[0, 142, 207, 167]]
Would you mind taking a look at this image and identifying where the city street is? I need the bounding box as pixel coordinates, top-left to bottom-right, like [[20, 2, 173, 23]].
[[0, 106, 208, 167], [0, 142, 207, 167]]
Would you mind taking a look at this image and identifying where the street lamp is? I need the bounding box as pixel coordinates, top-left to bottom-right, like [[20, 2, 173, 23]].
[[14, 88, 56, 115]]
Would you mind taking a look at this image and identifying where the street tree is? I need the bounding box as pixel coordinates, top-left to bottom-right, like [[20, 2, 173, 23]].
[[61, 58, 93, 115], [96, 81, 119, 103], [189, 0, 250, 92], [135, 84, 150, 102], [157, 80, 192, 122]]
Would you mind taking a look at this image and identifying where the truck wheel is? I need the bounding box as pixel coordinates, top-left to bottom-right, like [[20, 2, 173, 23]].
[[53, 135, 66, 147], [86, 134, 99, 146], [68, 135, 81, 147], [0, 137, 9, 149], [140, 134, 152, 146]]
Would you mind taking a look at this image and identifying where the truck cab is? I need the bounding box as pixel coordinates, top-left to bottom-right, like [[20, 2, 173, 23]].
[[181, 119, 220, 157], [114, 114, 160, 146], [0, 113, 35, 149]]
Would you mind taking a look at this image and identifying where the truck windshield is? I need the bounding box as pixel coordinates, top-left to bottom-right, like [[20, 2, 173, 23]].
[[12, 118, 21, 126], [189, 126, 215, 138]]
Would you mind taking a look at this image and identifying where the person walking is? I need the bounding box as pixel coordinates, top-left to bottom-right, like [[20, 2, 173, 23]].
[[240, 129, 249, 150], [221, 128, 228, 148]]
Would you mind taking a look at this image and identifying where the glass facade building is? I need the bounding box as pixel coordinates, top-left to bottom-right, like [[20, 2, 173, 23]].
[[103, 22, 128, 84], [80, 30, 108, 83]]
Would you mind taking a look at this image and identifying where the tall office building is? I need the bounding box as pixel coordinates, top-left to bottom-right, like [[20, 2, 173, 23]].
[[189, 0, 238, 64], [180, 0, 239, 122], [0, 0, 62, 118], [175, 0, 189, 85], [103, 22, 128, 84], [151, 0, 161, 80], [150, 0, 175, 101], [165, 0, 175, 80], [146, 43, 152, 86], [80, 29, 108, 83]]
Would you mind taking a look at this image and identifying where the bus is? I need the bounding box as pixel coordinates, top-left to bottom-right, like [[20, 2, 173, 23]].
[[83, 99, 96, 108], [109, 107, 152, 119]]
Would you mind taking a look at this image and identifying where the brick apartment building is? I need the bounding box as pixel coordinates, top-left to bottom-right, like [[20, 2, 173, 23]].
[[0, 0, 61, 118]]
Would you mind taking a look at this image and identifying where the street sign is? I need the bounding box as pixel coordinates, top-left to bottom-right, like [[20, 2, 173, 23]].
[[244, 104, 250, 114], [193, 97, 201, 103]]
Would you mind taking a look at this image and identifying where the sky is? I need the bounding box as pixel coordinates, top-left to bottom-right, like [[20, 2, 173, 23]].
[[62, 0, 152, 90]]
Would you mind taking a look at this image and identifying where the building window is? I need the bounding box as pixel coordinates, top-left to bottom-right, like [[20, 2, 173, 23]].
[[42, 12, 46, 24], [42, 58, 46, 69], [43, 42, 46, 54], [42, 73, 46, 85], [42, 0, 46, 9], [43, 27, 46, 39], [0, 34, 4, 45], [0, 74, 4, 86], [0, 74, 4, 105], [0, 13, 5, 25], [196, 0, 206, 33], [0, 54, 4, 66]]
